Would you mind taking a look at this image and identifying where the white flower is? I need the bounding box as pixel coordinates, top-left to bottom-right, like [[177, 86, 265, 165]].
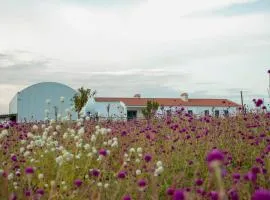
[[104, 183, 109, 188], [91, 135, 96, 142], [63, 185, 68, 190], [85, 116, 90, 121], [27, 132, 34, 138], [95, 125, 100, 130], [124, 153, 129, 158], [103, 142, 108, 146], [56, 125, 61, 131], [21, 140, 26, 144], [97, 182, 103, 187], [41, 124, 46, 129], [137, 147, 143, 153], [154, 166, 164, 176], [38, 174, 44, 180], [100, 128, 107, 135], [87, 153, 93, 157], [135, 159, 140, 163], [77, 122, 82, 127], [111, 141, 118, 147], [78, 127, 85, 136], [107, 128, 112, 133], [1, 129, 8, 136], [44, 184, 49, 188], [0, 169, 4, 176], [8, 173, 14, 180], [156, 161, 163, 167], [56, 156, 64, 166], [50, 180, 56, 187], [92, 147, 97, 154], [136, 169, 142, 175], [63, 132, 68, 139], [85, 174, 89, 179], [23, 151, 31, 157], [138, 153, 143, 157], [75, 154, 81, 159], [108, 140, 112, 145], [20, 147, 25, 153], [84, 144, 91, 150], [61, 181, 66, 185], [129, 148, 135, 153], [32, 125, 39, 131]]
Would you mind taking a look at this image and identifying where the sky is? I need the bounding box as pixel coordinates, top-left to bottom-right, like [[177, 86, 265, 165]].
[[0, 0, 270, 114]]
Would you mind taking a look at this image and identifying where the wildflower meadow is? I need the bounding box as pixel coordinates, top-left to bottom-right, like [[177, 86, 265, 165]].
[[0, 106, 270, 199]]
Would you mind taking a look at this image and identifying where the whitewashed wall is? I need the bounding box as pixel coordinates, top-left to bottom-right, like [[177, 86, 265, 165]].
[[84, 98, 127, 120]]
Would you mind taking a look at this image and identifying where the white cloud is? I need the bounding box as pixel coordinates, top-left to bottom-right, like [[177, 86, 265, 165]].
[[0, 0, 269, 113]]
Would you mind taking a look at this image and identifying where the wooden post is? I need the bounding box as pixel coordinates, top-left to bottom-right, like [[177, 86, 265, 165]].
[[240, 91, 245, 115]]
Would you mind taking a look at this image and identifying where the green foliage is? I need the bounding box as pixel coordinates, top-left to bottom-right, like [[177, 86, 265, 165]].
[[72, 87, 96, 117], [142, 100, 159, 120]]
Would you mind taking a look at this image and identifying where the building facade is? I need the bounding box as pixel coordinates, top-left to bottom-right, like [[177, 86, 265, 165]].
[[9, 82, 77, 122], [93, 94, 240, 120]]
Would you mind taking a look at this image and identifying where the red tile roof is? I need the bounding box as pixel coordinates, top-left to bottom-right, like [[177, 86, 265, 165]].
[[95, 97, 240, 107]]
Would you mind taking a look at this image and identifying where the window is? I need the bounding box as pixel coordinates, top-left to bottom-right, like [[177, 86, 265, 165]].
[[127, 110, 137, 120], [188, 110, 193, 115], [224, 110, 229, 117], [215, 110, 219, 117], [204, 110, 209, 116]]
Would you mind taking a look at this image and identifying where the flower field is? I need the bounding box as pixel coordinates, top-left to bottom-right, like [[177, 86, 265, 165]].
[[0, 111, 270, 199]]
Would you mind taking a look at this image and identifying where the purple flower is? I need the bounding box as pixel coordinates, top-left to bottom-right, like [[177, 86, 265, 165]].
[[173, 189, 185, 200], [137, 179, 147, 188], [99, 149, 107, 156], [74, 179, 83, 187], [229, 190, 239, 200], [195, 178, 203, 186], [232, 173, 241, 180], [122, 195, 132, 200], [252, 166, 261, 174], [9, 193, 17, 200], [25, 167, 34, 174], [166, 188, 175, 196], [117, 171, 126, 179], [11, 155, 17, 162], [206, 149, 224, 164], [24, 190, 31, 197], [209, 191, 218, 200], [268, 69, 270, 74], [36, 188, 45, 196], [255, 99, 263, 107], [90, 169, 100, 177], [252, 189, 270, 200], [144, 154, 152, 162]]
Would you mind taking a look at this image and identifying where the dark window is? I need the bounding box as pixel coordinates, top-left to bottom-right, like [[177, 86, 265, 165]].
[[215, 110, 219, 117], [204, 110, 209, 116], [224, 110, 229, 117], [127, 110, 137, 120], [188, 110, 193, 115]]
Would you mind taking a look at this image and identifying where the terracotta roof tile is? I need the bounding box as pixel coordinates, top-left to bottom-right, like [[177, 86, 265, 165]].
[[95, 97, 240, 107]]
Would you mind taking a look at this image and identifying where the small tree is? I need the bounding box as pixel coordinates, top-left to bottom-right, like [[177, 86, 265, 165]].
[[72, 87, 96, 118], [142, 100, 159, 123]]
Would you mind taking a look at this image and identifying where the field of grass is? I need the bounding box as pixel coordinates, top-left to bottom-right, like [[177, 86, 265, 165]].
[[0, 111, 270, 199]]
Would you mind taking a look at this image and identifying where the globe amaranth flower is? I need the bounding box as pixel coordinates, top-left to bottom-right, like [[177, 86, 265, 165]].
[[74, 179, 83, 187], [36, 188, 45, 196], [90, 169, 100, 177], [122, 195, 132, 200], [166, 188, 175, 196], [252, 189, 270, 200], [255, 99, 263, 107], [173, 189, 185, 200], [117, 171, 127, 179], [232, 173, 241, 180], [137, 179, 147, 188], [207, 149, 224, 162], [25, 167, 34, 175], [11, 155, 17, 162], [209, 191, 218, 200], [99, 149, 107, 157], [144, 154, 152, 163], [195, 178, 203, 186]]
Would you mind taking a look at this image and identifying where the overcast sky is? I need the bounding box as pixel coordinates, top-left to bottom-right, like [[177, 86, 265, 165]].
[[0, 0, 270, 114]]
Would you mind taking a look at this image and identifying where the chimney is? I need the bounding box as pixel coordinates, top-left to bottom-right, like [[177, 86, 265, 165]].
[[180, 92, 188, 102], [134, 94, 141, 98]]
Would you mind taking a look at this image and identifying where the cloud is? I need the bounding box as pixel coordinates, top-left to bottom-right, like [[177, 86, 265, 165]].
[[0, 0, 270, 113]]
